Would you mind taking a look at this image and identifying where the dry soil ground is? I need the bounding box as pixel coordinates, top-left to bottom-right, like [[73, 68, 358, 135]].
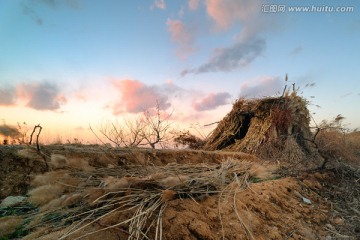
[[0, 145, 359, 240]]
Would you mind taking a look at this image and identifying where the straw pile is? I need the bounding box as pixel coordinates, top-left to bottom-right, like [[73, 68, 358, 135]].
[[23, 159, 253, 240], [203, 93, 316, 162]]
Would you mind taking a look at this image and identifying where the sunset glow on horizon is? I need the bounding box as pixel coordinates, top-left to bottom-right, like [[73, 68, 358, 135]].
[[1, 0, 360, 144]]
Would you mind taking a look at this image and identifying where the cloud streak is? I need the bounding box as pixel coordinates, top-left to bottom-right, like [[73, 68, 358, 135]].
[[21, 0, 81, 26], [167, 19, 195, 59], [182, 38, 265, 75], [22, 4, 43, 25], [290, 46, 303, 57], [192, 92, 231, 111], [181, 0, 276, 76]]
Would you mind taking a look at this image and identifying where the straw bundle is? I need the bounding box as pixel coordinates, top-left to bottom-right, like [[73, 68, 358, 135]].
[[203, 94, 315, 162], [25, 159, 253, 239]]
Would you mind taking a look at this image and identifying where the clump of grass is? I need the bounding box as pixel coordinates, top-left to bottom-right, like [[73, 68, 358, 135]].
[[315, 116, 360, 168], [31, 171, 69, 187], [0, 216, 23, 238], [28, 184, 64, 206], [66, 157, 93, 171], [50, 154, 68, 169]]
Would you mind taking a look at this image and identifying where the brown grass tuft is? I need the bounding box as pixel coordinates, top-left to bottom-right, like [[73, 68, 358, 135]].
[[50, 154, 68, 169], [159, 175, 189, 188], [28, 184, 64, 206], [22, 227, 51, 240], [67, 157, 93, 171], [109, 177, 130, 189], [17, 149, 44, 162], [40, 197, 65, 212], [316, 129, 360, 167], [31, 171, 69, 187], [86, 188, 106, 205], [62, 193, 84, 207], [0, 216, 23, 238], [249, 164, 277, 180]]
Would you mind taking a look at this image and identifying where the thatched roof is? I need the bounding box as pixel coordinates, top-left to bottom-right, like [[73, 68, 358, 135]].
[[203, 93, 316, 162]]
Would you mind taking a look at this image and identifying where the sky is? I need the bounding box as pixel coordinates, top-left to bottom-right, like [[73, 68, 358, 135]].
[[0, 0, 360, 143]]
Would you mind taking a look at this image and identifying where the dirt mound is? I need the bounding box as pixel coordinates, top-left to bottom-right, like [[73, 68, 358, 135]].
[[0, 145, 359, 239], [0, 146, 47, 199]]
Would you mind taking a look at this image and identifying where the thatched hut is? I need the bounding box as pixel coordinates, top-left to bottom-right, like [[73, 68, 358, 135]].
[[203, 92, 317, 162]]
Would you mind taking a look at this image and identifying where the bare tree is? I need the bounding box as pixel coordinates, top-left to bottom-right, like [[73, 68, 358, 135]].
[[140, 101, 173, 149], [96, 118, 146, 148], [93, 100, 173, 149]]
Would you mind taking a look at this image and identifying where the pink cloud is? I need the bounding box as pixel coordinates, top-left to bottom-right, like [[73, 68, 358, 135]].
[[188, 0, 200, 10], [112, 79, 171, 115], [74, 92, 87, 102], [240, 76, 283, 98], [167, 19, 195, 59], [193, 92, 231, 111], [205, 0, 260, 32], [152, 0, 166, 9]]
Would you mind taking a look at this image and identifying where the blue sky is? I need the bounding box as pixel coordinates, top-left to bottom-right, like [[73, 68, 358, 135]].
[[0, 0, 360, 141]]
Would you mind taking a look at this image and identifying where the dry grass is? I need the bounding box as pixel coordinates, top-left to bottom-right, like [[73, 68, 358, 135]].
[[31, 171, 69, 187], [316, 130, 360, 168], [67, 157, 94, 171], [248, 164, 277, 180], [202, 94, 316, 166], [16, 148, 44, 162], [28, 184, 64, 206], [23, 158, 256, 240], [0, 216, 23, 237], [50, 154, 68, 169]]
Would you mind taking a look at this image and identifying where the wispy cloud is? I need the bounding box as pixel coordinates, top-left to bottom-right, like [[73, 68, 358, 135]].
[[188, 0, 200, 10], [290, 46, 303, 57], [167, 19, 195, 59], [30, 0, 81, 9], [340, 92, 352, 98], [21, 0, 80, 26], [192, 92, 231, 111], [182, 38, 265, 75], [152, 0, 166, 10], [182, 0, 276, 76], [240, 76, 283, 98], [22, 4, 43, 25], [0, 86, 17, 106], [181, 0, 281, 76], [17, 81, 67, 111], [112, 79, 172, 115]]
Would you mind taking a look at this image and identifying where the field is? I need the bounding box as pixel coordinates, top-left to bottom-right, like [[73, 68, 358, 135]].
[[0, 142, 359, 240]]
